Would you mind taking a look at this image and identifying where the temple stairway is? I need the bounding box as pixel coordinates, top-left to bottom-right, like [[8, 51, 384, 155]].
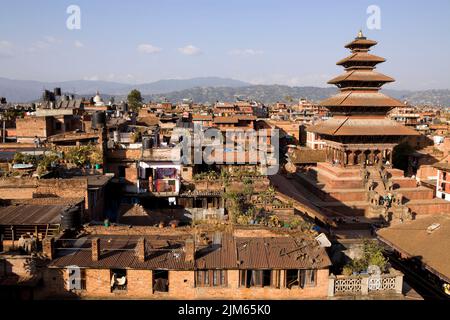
[[367, 167, 386, 195], [295, 162, 450, 218]]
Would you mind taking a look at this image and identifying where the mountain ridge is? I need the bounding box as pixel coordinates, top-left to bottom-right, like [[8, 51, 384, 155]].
[[0, 76, 250, 102], [0, 77, 449, 106]]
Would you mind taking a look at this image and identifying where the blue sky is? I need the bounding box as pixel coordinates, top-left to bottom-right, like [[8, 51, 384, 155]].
[[0, 0, 449, 90]]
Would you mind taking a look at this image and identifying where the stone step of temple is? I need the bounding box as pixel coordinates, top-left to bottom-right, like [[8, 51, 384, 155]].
[[316, 162, 362, 178], [307, 168, 365, 189], [320, 188, 368, 202], [406, 198, 450, 215], [391, 177, 418, 189], [396, 187, 434, 200], [316, 201, 368, 217]]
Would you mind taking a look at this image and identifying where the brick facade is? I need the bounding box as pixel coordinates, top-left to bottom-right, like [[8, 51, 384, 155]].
[[39, 268, 329, 300]]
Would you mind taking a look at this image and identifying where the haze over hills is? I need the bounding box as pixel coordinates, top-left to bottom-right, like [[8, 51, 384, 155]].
[[146, 86, 450, 106], [0, 77, 251, 102], [0, 76, 449, 106]]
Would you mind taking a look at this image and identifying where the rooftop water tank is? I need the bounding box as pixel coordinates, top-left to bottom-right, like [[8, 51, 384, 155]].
[[60, 206, 82, 231], [91, 111, 106, 129]]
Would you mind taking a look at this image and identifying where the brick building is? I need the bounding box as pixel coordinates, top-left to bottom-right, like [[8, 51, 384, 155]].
[[37, 232, 331, 299]]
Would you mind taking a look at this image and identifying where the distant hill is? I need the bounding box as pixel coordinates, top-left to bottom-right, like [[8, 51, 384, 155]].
[[1, 76, 449, 106], [146, 86, 450, 106], [145, 85, 338, 104], [128, 77, 250, 95], [0, 77, 250, 102]]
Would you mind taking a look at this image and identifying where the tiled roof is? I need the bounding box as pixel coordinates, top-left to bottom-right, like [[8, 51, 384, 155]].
[[213, 116, 239, 124], [345, 38, 377, 49], [50, 235, 193, 270], [192, 115, 213, 121], [377, 214, 450, 283], [235, 237, 331, 269], [307, 117, 420, 136], [336, 52, 386, 65], [319, 91, 405, 108], [328, 70, 394, 84], [49, 234, 331, 271]]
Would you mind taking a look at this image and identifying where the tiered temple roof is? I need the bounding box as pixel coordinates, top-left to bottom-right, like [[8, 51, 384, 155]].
[[309, 30, 418, 137]]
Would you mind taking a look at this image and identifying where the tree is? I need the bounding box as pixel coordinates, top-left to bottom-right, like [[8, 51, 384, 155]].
[[65, 144, 103, 168], [127, 89, 143, 113], [344, 240, 388, 274]]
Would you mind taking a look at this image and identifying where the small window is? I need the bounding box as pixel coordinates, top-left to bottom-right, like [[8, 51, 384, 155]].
[[110, 269, 127, 292], [153, 270, 169, 293], [118, 166, 126, 178], [67, 267, 86, 291]]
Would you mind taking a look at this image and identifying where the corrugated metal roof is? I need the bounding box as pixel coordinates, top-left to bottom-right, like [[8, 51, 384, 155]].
[[0, 204, 67, 225]]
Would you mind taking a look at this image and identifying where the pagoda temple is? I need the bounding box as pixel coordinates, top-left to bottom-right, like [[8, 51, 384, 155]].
[[308, 30, 418, 167], [296, 31, 450, 224]]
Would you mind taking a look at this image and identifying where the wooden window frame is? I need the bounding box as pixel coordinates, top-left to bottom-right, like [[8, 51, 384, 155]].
[[239, 270, 281, 288], [285, 269, 317, 289], [195, 270, 228, 287]]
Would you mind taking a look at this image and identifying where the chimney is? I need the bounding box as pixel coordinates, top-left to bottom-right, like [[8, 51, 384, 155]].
[[92, 238, 100, 262], [43, 237, 55, 260], [136, 238, 146, 262], [185, 238, 195, 262]]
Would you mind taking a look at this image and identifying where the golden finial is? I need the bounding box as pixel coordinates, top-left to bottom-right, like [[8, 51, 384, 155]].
[[357, 29, 364, 38]]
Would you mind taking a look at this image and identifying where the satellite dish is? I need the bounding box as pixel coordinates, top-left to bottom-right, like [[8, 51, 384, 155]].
[[315, 233, 331, 247]]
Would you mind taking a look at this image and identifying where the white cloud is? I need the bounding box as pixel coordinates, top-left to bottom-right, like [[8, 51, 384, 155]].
[[34, 41, 48, 50], [246, 73, 333, 87], [84, 74, 136, 83], [178, 44, 201, 55], [74, 40, 84, 48], [44, 36, 57, 43], [0, 40, 14, 57], [228, 48, 264, 56], [83, 75, 100, 81], [137, 43, 162, 54], [28, 36, 59, 53]]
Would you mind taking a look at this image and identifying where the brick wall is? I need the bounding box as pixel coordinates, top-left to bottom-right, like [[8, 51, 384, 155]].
[[16, 116, 53, 143], [0, 254, 36, 278], [39, 268, 329, 299]]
